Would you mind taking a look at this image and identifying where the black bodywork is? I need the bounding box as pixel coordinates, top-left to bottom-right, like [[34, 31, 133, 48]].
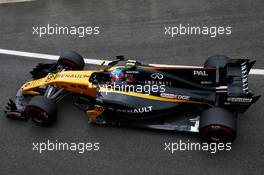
[[5, 55, 260, 136], [83, 58, 259, 132]]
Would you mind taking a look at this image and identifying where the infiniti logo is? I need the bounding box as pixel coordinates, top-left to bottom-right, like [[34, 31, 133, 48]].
[[151, 73, 164, 79]]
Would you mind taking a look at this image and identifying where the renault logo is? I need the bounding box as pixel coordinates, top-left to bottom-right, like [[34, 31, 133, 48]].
[[151, 73, 164, 79]]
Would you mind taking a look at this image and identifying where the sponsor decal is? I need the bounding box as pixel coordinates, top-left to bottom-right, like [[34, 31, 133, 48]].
[[125, 70, 139, 74], [227, 97, 252, 103], [45, 74, 57, 82], [193, 70, 208, 76], [109, 106, 153, 114], [200, 81, 213, 85], [160, 93, 190, 100], [151, 73, 164, 80], [144, 80, 172, 85], [57, 74, 89, 79], [45, 73, 89, 82]]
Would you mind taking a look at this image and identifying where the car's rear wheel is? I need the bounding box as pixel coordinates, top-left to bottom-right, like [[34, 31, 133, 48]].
[[204, 55, 229, 68], [57, 51, 85, 70], [25, 96, 57, 126], [199, 107, 237, 142]]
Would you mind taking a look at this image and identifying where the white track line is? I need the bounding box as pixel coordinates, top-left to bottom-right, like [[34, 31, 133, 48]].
[[0, 48, 110, 65], [0, 48, 263, 75], [0, 0, 34, 4]]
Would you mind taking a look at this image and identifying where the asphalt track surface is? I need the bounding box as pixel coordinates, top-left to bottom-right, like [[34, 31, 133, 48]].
[[0, 0, 264, 174]]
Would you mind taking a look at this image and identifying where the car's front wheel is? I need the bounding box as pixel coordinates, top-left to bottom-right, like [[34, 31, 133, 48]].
[[25, 96, 57, 126], [57, 51, 85, 70]]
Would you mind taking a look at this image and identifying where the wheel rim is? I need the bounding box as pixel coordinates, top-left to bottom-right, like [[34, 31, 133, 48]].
[[201, 125, 235, 142], [26, 107, 50, 125]]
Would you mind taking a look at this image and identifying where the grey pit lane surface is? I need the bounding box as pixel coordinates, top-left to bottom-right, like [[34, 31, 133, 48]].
[[0, 0, 264, 174]]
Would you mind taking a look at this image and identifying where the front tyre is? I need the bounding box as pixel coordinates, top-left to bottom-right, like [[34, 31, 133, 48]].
[[57, 51, 85, 70], [199, 107, 237, 143], [25, 96, 57, 126]]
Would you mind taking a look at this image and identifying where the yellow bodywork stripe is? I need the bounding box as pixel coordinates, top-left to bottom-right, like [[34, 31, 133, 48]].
[[22, 90, 41, 95]]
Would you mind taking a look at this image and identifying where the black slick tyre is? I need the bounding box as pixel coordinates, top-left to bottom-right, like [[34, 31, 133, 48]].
[[57, 51, 85, 70], [199, 107, 237, 143], [25, 96, 57, 126]]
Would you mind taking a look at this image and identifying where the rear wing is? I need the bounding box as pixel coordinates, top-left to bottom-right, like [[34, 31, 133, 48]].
[[226, 59, 260, 103]]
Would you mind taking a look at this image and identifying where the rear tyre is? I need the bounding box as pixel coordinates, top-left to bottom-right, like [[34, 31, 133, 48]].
[[25, 96, 57, 126], [199, 107, 237, 142], [204, 55, 229, 68], [57, 51, 85, 70]]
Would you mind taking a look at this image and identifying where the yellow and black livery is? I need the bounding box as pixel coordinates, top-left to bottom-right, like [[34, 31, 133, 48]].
[[5, 51, 259, 142]]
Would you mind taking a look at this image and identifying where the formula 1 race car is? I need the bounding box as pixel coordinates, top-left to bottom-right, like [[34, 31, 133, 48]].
[[5, 51, 260, 142]]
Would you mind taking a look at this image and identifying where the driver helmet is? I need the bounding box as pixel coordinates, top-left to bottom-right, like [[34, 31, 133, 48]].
[[111, 68, 124, 81]]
